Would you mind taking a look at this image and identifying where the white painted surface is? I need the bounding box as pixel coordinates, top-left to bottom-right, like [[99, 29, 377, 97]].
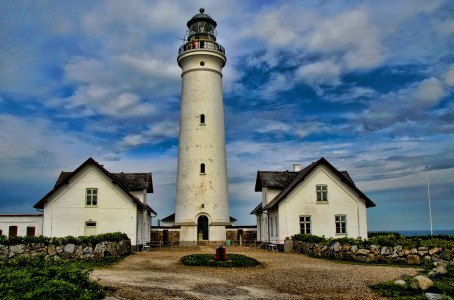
[[42, 165, 150, 245], [175, 48, 230, 242], [0, 215, 43, 236], [257, 164, 369, 243]]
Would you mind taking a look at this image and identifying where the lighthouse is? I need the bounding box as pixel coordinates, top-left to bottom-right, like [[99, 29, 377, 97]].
[[175, 8, 230, 245]]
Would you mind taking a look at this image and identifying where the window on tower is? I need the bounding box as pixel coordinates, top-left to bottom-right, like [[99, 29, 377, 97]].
[[200, 114, 205, 124], [200, 163, 206, 174]]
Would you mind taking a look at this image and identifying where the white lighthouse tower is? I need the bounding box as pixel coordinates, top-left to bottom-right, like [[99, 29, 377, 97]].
[[175, 8, 230, 245]]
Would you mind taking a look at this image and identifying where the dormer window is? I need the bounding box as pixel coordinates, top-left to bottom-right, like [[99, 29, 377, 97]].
[[200, 114, 205, 124]]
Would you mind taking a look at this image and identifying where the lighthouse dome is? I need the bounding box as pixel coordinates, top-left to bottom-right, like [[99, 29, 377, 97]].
[[187, 8, 217, 28]]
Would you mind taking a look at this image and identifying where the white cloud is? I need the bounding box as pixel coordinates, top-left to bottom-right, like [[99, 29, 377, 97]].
[[296, 60, 342, 86], [442, 64, 454, 87]]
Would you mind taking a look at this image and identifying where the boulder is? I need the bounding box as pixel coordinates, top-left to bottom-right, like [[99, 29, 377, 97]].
[[47, 245, 56, 256], [357, 248, 370, 256], [370, 245, 381, 255], [407, 254, 421, 265], [64, 244, 75, 254], [350, 245, 358, 254], [8, 244, 25, 258], [411, 275, 433, 291], [332, 242, 341, 252], [439, 249, 453, 261], [394, 279, 406, 286], [429, 247, 442, 255], [0, 245, 9, 261], [429, 265, 448, 278], [425, 293, 451, 300]]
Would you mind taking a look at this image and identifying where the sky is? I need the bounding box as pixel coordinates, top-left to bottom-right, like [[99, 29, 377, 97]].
[[0, 0, 453, 232]]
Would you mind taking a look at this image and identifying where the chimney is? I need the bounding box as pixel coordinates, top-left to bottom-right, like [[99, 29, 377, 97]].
[[293, 164, 301, 172]]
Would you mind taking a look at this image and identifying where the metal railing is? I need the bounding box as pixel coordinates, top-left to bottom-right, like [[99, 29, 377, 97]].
[[178, 40, 225, 55]]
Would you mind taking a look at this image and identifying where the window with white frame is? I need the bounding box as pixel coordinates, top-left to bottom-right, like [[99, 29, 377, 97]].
[[299, 216, 311, 234], [86, 188, 98, 206], [316, 184, 328, 202], [335, 215, 347, 235]]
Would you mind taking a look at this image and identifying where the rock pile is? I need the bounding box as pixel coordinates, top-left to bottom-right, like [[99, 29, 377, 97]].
[[293, 241, 454, 265], [0, 240, 130, 261]]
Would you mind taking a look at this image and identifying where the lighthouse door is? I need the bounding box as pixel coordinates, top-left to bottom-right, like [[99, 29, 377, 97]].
[[197, 215, 209, 241]]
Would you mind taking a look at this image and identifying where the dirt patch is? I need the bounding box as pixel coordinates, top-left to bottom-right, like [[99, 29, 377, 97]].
[[92, 245, 418, 299]]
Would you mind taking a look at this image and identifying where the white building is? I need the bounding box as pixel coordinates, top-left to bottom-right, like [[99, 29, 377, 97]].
[[0, 214, 43, 237], [174, 8, 231, 245], [33, 157, 156, 246], [251, 157, 375, 245]]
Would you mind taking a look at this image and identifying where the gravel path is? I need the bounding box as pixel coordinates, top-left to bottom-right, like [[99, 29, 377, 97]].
[[92, 245, 418, 299]]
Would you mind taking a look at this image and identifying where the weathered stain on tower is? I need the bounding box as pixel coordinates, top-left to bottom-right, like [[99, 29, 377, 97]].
[[175, 8, 230, 245]]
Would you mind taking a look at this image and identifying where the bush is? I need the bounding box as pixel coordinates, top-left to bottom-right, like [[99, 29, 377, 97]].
[[291, 233, 454, 249], [180, 254, 261, 268], [0, 256, 105, 299], [0, 232, 130, 246]]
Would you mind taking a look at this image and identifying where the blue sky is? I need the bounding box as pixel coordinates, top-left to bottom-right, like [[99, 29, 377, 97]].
[[1, 0, 453, 231]]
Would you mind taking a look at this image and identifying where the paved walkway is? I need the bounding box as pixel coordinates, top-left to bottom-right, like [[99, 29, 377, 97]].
[[93, 245, 418, 300]]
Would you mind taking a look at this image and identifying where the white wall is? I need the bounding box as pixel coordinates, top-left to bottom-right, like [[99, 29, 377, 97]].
[[43, 165, 145, 245], [0, 215, 43, 237], [278, 165, 368, 240]]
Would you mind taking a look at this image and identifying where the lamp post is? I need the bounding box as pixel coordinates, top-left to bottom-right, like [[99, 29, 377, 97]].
[[425, 166, 433, 236]]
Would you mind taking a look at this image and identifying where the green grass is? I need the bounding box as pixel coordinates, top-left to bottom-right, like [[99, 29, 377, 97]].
[[180, 254, 261, 268], [370, 266, 454, 299], [0, 255, 124, 299]]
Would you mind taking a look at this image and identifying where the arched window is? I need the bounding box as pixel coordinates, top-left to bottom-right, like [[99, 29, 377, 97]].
[[200, 114, 205, 124], [200, 163, 206, 174]]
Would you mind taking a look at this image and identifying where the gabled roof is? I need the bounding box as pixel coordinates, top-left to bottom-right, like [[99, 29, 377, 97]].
[[251, 157, 375, 214], [254, 171, 299, 192], [34, 157, 156, 215], [55, 171, 153, 193]]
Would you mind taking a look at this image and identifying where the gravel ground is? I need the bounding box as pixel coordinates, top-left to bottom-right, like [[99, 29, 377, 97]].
[[92, 245, 418, 300]]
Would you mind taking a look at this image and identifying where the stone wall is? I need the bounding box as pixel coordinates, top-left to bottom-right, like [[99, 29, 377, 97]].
[[293, 241, 454, 265], [0, 240, 130, 261]]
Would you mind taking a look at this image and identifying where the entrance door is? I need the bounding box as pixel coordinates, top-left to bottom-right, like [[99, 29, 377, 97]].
[[197, 216, 209, 241]]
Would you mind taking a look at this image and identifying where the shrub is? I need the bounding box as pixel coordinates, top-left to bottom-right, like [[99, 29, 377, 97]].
[[0, 256, 105, 299], [180, 254, 261, 268], [0, 232, 130, 246]]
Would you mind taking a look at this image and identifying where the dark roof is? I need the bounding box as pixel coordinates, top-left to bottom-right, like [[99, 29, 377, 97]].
[[187, 8, 217, 28], [34, 157, 156, 215], [55, 172, 153, 193], [160, 213, 237, 223], [254, 171, 298, 192], [0, 214, 43, 217], [251, 157, 375, 214]]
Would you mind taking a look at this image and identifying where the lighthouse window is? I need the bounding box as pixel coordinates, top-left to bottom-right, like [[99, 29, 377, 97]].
[[200, 61, 205, 66], [200, 163, 206, 174], [200, 114, 205, 124]]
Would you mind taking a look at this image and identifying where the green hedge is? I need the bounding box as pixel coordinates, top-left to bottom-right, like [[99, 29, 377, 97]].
[[292, 233, 454, 249], [0, 256, 105, 299], [0, 232, 129, 246]]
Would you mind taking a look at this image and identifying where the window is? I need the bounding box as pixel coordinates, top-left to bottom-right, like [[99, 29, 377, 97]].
[[270, 217, 273, 236], [335, 215, 347, 235], [0, 230, 2, 236], [316, 185, 328, 202], [9, 226, 18, 237], [26, 226, 36, 237], [86, 188, 98, 206], [84, 221, 97, 236], [299, 216, 311, 234], [200, 114, 205, 124], [275, 217, 278, 237], [200, 163, 206, 174]]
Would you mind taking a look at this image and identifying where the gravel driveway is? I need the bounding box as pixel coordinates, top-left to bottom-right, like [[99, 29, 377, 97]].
[[92, 245, 418, 299]]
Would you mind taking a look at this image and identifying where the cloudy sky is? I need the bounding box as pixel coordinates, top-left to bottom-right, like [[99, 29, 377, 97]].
[[1, 0, 453, 232]]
